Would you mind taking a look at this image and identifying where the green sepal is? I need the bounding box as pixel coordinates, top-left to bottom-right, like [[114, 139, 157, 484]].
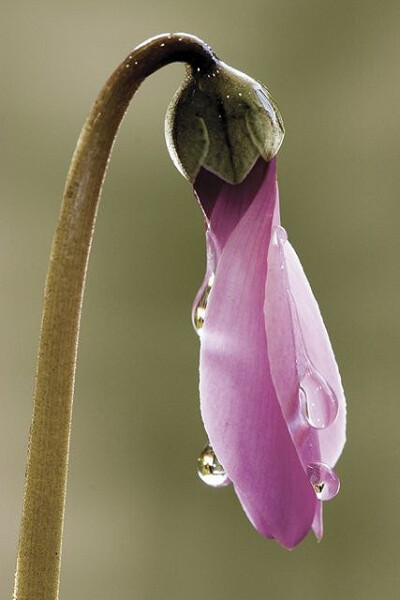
[[165, 61, 284, 184]]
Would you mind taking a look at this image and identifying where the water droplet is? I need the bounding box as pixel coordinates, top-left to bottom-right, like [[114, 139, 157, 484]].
[[273, 226, 287, 269], [193, 274, 215, 332], [299, 366, 338, 429], [307, 462, 340, 500], [256, 87, 274, 114], [275, 225, 287, 244], [197, 444, 230, 487]]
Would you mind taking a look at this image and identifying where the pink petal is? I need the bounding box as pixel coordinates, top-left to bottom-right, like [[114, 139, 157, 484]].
[[312, 502, 324, 541], [195, 158, 268, 258], [265, 186, 346, 537], [197, 159, 317, 548], [284, 241, 346, 467]]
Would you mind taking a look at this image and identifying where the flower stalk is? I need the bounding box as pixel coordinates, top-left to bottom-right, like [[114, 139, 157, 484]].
[[13, 33, 217, 600]]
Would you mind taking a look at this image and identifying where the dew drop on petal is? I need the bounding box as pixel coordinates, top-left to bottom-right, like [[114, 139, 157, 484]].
[[197, 444, 231, 487], [193, 273, 215, 333], [307, 462, 340, 501], [273, 226, 287, 269], [275, 225, 287, 244], [299, 366, 339, 429]]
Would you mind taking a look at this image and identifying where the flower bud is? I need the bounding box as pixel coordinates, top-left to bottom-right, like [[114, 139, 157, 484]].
[[165, 60, 284, 184]]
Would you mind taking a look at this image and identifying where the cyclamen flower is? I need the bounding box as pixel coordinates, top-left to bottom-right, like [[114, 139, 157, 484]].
[[165, 52, 346, 548], [193, 157, 346, 549]]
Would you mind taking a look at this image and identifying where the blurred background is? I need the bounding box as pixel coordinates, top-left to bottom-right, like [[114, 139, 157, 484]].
[[0, 0, 399, 598]]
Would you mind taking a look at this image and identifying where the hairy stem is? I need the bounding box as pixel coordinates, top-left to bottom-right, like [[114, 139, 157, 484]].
[[13, 33, 216, 600]]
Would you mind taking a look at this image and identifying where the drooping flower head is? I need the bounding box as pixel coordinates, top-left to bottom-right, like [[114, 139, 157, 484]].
[[166, 58, 346, 549]]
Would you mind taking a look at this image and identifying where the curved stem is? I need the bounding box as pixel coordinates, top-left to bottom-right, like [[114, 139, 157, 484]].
[[13, 33, 216, 600]]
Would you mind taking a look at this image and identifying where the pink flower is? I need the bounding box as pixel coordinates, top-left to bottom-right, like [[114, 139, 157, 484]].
[[193, 157, 346, 549]]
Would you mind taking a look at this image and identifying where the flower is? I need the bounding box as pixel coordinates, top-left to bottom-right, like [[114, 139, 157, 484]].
[[193, 157, 346, 549], [164, 52, 346, 548]]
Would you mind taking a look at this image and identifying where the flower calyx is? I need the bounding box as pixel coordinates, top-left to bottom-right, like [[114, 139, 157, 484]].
[[165, 60, 285, 184]]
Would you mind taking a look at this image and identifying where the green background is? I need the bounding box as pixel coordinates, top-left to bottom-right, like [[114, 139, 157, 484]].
[[0, 0, 398, 598]]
